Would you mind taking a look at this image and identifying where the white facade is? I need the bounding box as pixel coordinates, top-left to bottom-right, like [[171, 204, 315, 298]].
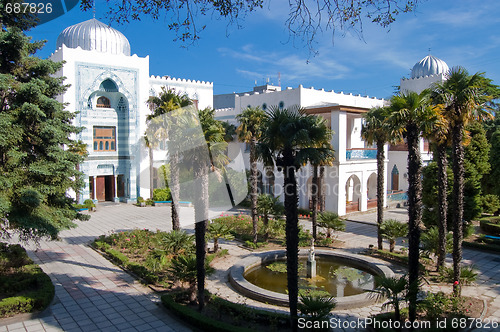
[[214, 85, 388, 215], [52, 19, 213, 203]]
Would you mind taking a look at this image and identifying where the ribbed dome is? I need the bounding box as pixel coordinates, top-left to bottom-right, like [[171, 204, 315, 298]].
[[411, 55, 449, 79], [56, 18, 131, 56]]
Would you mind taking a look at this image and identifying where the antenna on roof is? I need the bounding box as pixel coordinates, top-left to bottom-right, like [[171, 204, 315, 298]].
[[278, 72, 281, 86], [92, 0, 96, 19], [428, 47, 431, 55]]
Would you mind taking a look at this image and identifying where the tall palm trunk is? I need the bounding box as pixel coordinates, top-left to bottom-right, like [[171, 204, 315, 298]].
[[170, 150, 180, 230], [406, 124, 423, 323], [194, 158, 209, 311], [436, 143, 448, 270], [451, 123, 464, 296], [376, 139, 385, 250], [250, 137, 259, 243], [149, 146, 154, 199], [283, 150, 299, 332], [319, 166, 325, 211], [311, 165, 319, 240]]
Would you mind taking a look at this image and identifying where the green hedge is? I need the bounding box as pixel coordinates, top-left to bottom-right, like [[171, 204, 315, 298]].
[[0, 243, 55, 318], [209, 295, 290, 329], [161, 294, 256, 332], [479, 220, 500, 235]]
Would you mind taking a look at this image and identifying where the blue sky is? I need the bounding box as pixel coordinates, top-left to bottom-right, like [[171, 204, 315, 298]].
[[28, 0, 500, 100]]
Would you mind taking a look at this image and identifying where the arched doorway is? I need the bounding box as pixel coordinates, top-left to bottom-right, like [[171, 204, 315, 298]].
[[345, 175, 361, 213], [367, 172, 377, 209], [391, 165, 399, 191]]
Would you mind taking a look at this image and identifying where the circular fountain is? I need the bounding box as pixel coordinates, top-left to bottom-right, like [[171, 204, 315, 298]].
[[229, 249, 394, 310]]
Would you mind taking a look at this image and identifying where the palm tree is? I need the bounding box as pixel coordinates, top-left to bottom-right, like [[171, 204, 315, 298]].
[[369, 275, 407, 322], [422, 103, 450, 270], [207, 220, 234, 252], [195, 107, 228, 310], [380, 219, 408, 253], [431, 67, 493, 296], [146, 87, 193, 231], [388, 90, 436, 323], [361, 106, 395, 250], [309, 156, 334, 241], [257, 193, 282, 241], [259, 106, 334, 331], [236, 107, 267, 244]]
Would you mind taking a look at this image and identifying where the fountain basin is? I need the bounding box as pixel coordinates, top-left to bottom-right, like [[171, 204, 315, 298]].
[[229, 249, 394, 310]]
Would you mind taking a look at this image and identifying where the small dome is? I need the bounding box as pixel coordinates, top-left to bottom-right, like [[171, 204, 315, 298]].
[[56, 18, 131, 56], [411, 55, 449, 79]]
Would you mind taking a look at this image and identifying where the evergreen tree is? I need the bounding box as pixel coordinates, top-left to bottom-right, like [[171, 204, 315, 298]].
[[0, 7, 88, 242]]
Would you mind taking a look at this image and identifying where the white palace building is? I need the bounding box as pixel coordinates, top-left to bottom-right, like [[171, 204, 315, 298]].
[[51, 18, 213, 203], [52, 18, 450, 215]]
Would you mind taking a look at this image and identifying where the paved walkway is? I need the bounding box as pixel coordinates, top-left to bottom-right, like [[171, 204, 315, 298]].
[[1, 204, 499, 331]]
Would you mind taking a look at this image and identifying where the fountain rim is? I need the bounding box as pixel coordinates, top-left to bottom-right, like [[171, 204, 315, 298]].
[[229, 249, 395, 310]]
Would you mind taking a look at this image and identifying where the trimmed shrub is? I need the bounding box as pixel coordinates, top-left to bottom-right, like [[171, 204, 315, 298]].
[[153, 188, 171, 201]]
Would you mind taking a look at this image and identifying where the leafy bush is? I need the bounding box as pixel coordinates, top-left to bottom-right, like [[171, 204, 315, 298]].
[[83, 199, 95, 209], [153, 188, 171, 201], [137, 196, 144, 204], [419, 291, 451, 320], [145, 198, 154, 206]]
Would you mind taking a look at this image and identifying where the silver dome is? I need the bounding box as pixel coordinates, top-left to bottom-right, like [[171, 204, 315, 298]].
[[411, 55, 449, 79], [56, 18, 131, 56]]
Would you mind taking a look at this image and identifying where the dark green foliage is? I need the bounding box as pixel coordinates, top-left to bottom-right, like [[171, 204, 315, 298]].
[[422, 162, 453, 229], [297, 292, 335, 330], [420, 226, 452, 257], [161, 293, 272, 332], [483, 129, 500, 196], [464, 121, 490, 221], [0, 243, 54, 317], [0, 14, 87, 241], [479, 219, 500, 235], [480, 194, 500, 214]]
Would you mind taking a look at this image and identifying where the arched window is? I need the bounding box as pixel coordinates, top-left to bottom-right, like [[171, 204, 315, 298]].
[[279, 101, 285, 109], [262, 103, 267, 110], [96, 96, 111, 108], [99, 79, 118, 92]]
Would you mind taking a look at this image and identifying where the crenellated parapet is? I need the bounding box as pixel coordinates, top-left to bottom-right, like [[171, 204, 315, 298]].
[[149, 75, 213, 87]]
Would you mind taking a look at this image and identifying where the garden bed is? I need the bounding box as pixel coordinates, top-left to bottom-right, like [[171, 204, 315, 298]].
[[0, 243, 54, 318], [162, 292, 290, 332]]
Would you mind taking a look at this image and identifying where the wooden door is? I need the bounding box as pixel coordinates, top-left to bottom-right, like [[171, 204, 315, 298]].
[[96, 176, 106, 201], [105, 176, 114, 201]]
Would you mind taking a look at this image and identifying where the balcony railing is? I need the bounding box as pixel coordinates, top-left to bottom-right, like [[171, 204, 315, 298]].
[[346, 148, 377, 160]]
